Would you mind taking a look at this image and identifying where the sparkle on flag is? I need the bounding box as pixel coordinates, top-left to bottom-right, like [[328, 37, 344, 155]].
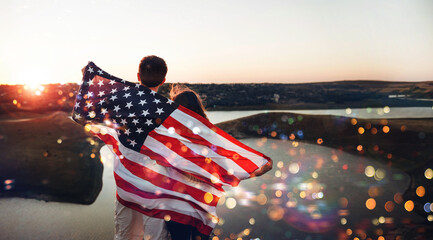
[[72, 62, 271, 234]]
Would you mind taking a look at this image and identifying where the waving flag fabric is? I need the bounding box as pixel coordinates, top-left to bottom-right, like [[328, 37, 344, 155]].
[[72, 62, 271, 234]]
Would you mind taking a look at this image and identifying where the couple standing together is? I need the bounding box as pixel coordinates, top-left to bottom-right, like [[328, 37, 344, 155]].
[[106, 55, 272, 240]]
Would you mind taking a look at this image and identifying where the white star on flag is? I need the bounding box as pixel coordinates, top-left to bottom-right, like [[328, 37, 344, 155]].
[[98, 91, 105, 97], [167, 99, 174, 105], [98, 99, 106, 105], [139, 99, 147, 105], [124, 129, 131, 136], [132, 119, 139, 125], [110, 95, 118, 101], [150, 90, 157, 96], [153, 99, 161, 104], [120, 119, 128, 125], [85, 101, 93, 108], [74, 102, 80, 109], [129, 140, 137, 146], [101, 108, 108, 115], [136, 128, 143, 134], [110, 88, 118, 94], [125, 102, 133, 109], [113, 105, 121, 112], [123, 92, 131, 98], [156, 108, 164, 115], [87, 67, 94, 73], [98, 80, 104, 87], [141, 109, 149, 116], [128, 113, 136, 118], [97, 70, 103, 75], [123, 86, 130, 91], [137, 91, 145, 96], [145, 119, 153, 126]]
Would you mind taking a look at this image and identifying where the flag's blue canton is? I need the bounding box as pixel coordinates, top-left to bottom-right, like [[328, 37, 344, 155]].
[[72, 62, 179, 151]]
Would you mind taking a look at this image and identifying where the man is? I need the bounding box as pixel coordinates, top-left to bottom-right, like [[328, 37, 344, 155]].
[[114, 55, 171, 240]]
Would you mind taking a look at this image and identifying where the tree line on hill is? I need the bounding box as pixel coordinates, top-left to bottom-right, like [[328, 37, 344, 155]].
[[1, 81, 432, 114]]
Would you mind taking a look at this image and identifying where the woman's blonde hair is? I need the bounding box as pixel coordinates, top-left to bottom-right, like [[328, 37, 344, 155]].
[[170, 84, 208, 120]]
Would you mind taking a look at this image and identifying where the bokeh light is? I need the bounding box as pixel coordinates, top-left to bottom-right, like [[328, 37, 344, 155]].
[[425, 168, 433, 179], [374, 168, 386, 181], [385, 201, 395, 212], [365, 166, 375, 177], [345, 108, 352, 114], [226, 198, 237, 209], [416, 186, 426, 197], [405, 200, 414, 212], [288, 163, 300, 174], [366, 198, 376, 210]]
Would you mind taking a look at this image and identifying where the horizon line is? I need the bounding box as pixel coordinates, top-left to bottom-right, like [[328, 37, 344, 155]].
[[2, 79, 433, 86]]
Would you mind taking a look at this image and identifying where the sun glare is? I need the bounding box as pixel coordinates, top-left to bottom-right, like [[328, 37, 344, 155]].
[[23, 83, 45, 95], [15, 67, 52, 95]]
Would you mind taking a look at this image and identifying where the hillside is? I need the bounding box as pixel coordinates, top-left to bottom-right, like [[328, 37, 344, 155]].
[[1, 80, 433, 117]]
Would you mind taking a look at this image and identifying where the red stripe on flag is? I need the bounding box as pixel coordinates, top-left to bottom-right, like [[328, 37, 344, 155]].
[[148, 131, 241, 186], [162, 116, 259, 175], [116, 194, 214, 236]]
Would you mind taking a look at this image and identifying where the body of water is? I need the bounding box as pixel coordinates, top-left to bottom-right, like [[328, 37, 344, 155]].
[[207, 106, 433, 124], [0, 108, 431, 239]]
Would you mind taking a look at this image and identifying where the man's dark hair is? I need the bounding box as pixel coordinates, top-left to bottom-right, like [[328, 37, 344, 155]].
[[138, 55, 168, 87]]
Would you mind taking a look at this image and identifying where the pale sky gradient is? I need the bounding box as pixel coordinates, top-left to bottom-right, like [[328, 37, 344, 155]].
[[1, 0, 433, 85]]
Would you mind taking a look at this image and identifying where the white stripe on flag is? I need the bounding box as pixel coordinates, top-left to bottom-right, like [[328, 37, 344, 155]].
[[171, 109, 268, 168]]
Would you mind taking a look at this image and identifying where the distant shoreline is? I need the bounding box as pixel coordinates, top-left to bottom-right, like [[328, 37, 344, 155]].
[[2, 81, 433, 114]]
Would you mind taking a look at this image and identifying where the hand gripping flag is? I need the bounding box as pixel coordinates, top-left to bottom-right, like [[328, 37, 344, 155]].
[[72, 62, 271, 234]]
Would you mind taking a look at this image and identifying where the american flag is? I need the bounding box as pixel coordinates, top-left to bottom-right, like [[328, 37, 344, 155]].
[[72, 62, 271, 234]]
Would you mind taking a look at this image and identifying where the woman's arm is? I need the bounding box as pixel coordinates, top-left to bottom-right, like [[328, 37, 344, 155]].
[[250, 158, 273, 178]]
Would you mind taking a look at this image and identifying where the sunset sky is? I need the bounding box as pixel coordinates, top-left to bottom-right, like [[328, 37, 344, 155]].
[[1, 0, 432, 85]]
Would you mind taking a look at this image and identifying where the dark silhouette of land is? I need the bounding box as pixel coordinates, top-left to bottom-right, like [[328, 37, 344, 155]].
[[1, 80, 433, 117], [0, 112, 103, 204]]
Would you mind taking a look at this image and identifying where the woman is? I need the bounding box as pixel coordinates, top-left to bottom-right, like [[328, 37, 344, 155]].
[[166, 84, 210, 240]]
